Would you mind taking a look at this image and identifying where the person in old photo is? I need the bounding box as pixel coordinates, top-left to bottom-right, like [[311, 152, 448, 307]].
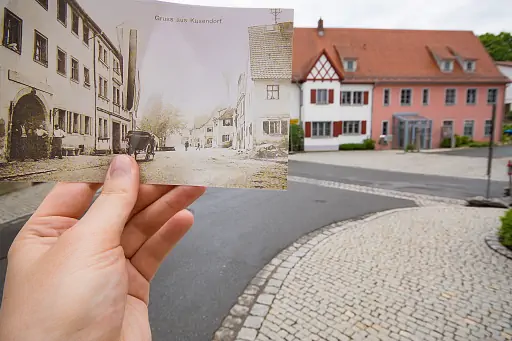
[[34, 124, 49, 161], [51, 124, 66, 159], [17, 123, 28, 161]]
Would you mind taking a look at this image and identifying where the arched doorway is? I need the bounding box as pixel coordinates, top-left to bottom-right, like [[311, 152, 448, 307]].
[[9, 92, 47, 160]]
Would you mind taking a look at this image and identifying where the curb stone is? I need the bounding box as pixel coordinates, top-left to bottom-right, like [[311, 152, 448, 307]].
[[211, 206, 447, 341], [485, 232, 512, 260]]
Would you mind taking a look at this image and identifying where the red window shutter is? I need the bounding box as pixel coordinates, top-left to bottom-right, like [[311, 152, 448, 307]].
[[305, 122, 312, 138], [363, 91, 369, 105], [310, 90, 317, 104], [328, 89, 334, 104], [333, 121, 342, 136], [361, 120, 367, 134]]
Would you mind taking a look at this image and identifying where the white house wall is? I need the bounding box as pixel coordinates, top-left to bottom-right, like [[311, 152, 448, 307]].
[[497, 65, 512, 104], [301, 81, 373, 151]]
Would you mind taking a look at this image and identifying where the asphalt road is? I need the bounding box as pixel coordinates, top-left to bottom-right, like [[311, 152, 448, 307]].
[[431, 145, 512, 158], [289, 160, 508, 199], [1, 160, 508, 340], [0, 179, 415, 341]]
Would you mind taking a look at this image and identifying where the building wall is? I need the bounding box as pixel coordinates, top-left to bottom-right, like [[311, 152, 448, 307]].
[[497, 65, 512, 105], [371, 84, 507, 149], [250, 80, 291, 146], [0, 0, 97, 161], [301, 81, 373, 151]]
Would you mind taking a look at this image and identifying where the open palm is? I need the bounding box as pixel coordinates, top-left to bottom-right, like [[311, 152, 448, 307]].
[[0, 155, 205, 341]]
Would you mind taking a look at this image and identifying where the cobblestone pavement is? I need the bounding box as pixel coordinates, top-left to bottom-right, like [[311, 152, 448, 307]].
[[214, 206, 512, 341], [0, 155, 113, 180], [11, 149, 286, 189], [290, 151, 509, 182]]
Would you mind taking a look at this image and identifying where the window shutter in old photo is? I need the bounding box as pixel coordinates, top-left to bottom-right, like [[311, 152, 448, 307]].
[[361, 120, 367, 134], [333, 121, 342, 136], [363, 91, 369, 105], [310, 89, 316, 104], [263, 121, 269, 134], [305, 122, 312, 138], [328, 89, 334, 103]]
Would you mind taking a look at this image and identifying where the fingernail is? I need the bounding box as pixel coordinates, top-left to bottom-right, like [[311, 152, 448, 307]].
[[109, 155, 132, 179]]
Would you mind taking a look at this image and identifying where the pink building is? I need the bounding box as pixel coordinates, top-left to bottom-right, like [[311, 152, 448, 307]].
[[291, 20, 509, 151]]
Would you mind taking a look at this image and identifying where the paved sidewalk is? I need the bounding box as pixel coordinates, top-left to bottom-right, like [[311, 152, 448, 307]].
[[290, 151, 509, 182], [215, 206, 512, 341]]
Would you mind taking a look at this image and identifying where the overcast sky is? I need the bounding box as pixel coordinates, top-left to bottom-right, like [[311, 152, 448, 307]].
[[164, 0, 510, 35]]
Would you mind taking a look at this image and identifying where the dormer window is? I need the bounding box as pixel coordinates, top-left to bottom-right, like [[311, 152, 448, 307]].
[[343, 59, 357, 72], [441, 60, 453, 72], [464, 60, 475, 72]]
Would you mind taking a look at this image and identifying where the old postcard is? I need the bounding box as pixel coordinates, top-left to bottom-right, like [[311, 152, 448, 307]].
[[0, 0, 293, 189]]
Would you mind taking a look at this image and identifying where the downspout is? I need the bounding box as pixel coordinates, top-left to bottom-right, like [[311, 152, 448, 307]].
[[93, 36, 98, 154]]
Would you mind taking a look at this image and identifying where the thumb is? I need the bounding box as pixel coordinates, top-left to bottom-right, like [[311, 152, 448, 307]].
[[73, 155, 140, 250]]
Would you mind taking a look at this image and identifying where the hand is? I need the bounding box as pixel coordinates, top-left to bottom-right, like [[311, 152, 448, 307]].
[[0, 155, 205, 341]]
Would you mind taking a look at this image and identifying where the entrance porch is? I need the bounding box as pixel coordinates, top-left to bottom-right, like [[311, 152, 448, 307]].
[[392, 113, 433, 150]]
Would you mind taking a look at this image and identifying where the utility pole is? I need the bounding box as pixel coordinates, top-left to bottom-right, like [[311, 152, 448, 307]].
[[486, 104, 497, 198], [269, 8, 282, 24]]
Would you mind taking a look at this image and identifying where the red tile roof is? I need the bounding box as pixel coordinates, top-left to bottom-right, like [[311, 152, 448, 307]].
[[293, 27, 509, 84], [496, 61, 512, 67]]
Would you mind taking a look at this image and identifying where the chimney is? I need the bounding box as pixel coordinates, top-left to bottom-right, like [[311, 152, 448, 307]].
[[317, 17, 324, 36]]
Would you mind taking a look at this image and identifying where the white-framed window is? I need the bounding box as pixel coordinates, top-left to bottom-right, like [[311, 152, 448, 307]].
[[222, 134, 230, 142], [66, 111, 73, 133], [33, 30, 48, 66], [83, 23, 89, 45], [487, 88, 498, 104], [206, 127, 213, 133], [84, 66, 90, 87], [71, 11, 79, 36], [343, 59, 356, 72], [442, 60, 453, 72], [400, 89, 412, 105], [266, 85, 279, 100], [85, 116, 91, 135], [57, 47, 67, 76], [223, 118, 233, 126], [73, 112, 79, 133], [484, 119, 492, 136], [445, 89, 456, 105], [312, 122, 331, 137], [317, 89, 328, 104], [3, 8, 23, 54], [341, 91, 351, 105], [263, 120, 288, 135], [422, 88, 429, 105], [353, 91, 363, 105], [113, 85, 120, 105], [383, 89, 390, 106], [463, 120, 474, 137], [103, 119, 108, 138], [381, 121, 389, 136], [103, 79, 108, 97], [35, 0, 48, 10], [466, 89, 477, 105], [71, 57, 79, 82], [57, 0, 67, 26], [343, 121, 360, 134], [464, 60, 475, 72], [113, 58, 121, 75]]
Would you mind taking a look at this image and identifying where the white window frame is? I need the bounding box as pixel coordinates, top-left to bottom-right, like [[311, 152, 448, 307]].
[[353, 91, 363, 105], [33, 29, 48, 67], [341, 91, 351, 105], [312, 121, 332, 138], [71, 10, 79, 37], [342, 121, 361, 135], [383, 88, 390, 106], [266, 85, 279, 100], [445, 88, 456, 105], [464, 60, 475, 72], [381, 120, 389, 136], [222, 134, 230, 142], [487, 88, 498, 104], [316, 89, 328, 104], [70, 56, 79, 83], [466, 88, 477, 105], [83, 66, 90, 87], [442, 60, 454, 72], [343, 59, 356, 72], [484, 119, 492, 137], [56, 47, 67, 76], [463, 120, 474, 138], [400, 89, 412, 106], [422, 88, 429, 105]]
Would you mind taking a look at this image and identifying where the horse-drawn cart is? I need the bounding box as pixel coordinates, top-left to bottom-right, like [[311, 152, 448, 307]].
[[126, 130, 156, 161]]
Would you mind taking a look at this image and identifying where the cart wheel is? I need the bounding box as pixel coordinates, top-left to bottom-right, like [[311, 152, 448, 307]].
[[134, 152, 138, 160]]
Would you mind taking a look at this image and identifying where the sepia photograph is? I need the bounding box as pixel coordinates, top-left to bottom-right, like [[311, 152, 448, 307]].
[[0, 0, 293, 189]]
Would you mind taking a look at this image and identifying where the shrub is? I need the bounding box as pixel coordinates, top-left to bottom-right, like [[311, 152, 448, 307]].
[[289, 124, 304, 152], [455, 135, 471, 146], [499, 209, 512, 248], [362, 138, 376, 150], [440, 138, 452, 148], [406, 143, 415, 152], [339, 143, 366, 150], [468, 141, 490, 148]]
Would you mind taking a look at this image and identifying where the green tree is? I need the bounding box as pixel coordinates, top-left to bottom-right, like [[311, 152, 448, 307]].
[[478, 32, 512, 61], [139, 95, 186, 146]]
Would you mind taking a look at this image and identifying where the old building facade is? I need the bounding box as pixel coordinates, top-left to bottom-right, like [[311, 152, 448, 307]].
[[0, 0, 138, 162]]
